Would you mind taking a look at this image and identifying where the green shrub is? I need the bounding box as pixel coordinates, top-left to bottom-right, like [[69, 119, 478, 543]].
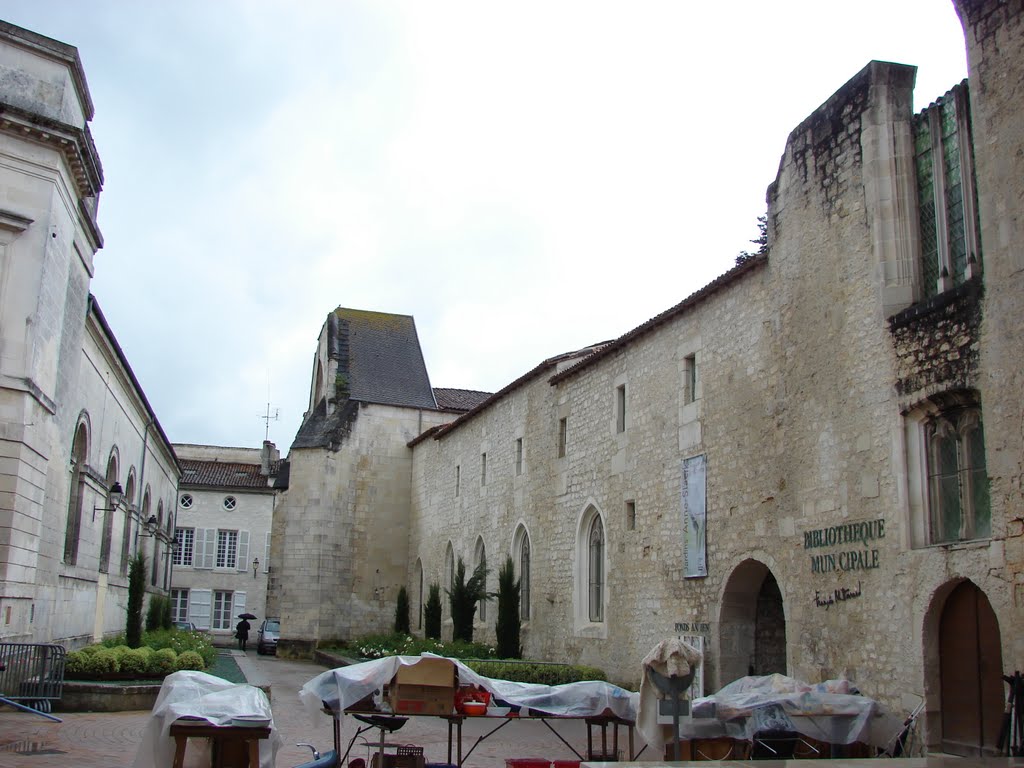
[[126, 553, 146, 648], [144, 628, 215, 668], [174, 651, 205, 671], [395, 586, 410, 634], [349, 633, 495, 661], [79, 644, 103, 655], [149, 648, 178, 675], [65, 650, 88, 675], [424, 583, 442, 640], [495, 556, 521, 659], [146, 594, 172, 631], [86, 647, 120, 676], [447, 558, 489, 642], [119, 647, 151, 676], [465, 661, 607, 685]]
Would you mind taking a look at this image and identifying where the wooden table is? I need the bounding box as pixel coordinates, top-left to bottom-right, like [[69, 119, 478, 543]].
[[169, 719, 271, 768], [339, 709, 635, 767]]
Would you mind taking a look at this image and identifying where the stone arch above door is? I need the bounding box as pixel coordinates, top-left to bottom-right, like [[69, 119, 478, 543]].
[[717, 558, 787, 688], [923, 578, 1003, 756]]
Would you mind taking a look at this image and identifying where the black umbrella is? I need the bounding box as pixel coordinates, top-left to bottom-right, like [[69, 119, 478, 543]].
[[237, 613, 257, 620]]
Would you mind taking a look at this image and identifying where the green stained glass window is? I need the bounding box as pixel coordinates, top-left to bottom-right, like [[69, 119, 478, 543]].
[[926, 407, 990, 544], [914, 117, 938, 298]]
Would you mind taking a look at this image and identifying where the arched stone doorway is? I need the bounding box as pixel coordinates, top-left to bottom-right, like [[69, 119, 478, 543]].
[[719, 559, 787, 686], [933, 580, 1003, 756]]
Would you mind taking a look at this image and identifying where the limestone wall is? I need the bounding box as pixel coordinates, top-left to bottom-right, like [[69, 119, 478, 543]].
[[955, 0, 1024, 665], [408, 40, 1023, 717], [273, 402, 453, 652], [0, 23, 180, 646]]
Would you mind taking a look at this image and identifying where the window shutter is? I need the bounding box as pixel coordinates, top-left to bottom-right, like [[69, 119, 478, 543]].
[[193, 529, 207, 569], [200, 528, 217, 569], [232, 591, 247, 617], [237, 530, 250, 572], [264, 532, 271, 572], [189, 589, 212, 630]]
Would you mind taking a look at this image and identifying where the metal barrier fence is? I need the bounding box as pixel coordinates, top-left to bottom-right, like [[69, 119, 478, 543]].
[[0, 642, 67, 714]]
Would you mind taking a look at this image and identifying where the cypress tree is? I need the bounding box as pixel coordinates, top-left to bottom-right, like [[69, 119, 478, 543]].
[[126, 552, 147, 648], [495, 556, 521, 659], [425, 583, 442, 640], [395, 586, 411, 634]]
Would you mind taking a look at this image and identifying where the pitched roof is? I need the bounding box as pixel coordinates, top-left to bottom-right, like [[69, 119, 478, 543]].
[[549, 254, 768, 384], [409, 343, 610, 446], [179, 458, 278, 490], [433, 387, 492, 412], [329, 308, 437, 410]]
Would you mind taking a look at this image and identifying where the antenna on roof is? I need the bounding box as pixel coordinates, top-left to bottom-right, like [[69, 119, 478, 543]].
[[260, 402, 279, 442]]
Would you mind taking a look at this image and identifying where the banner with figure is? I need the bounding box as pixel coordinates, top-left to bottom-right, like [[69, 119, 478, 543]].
[[681, 454, 707, 577]]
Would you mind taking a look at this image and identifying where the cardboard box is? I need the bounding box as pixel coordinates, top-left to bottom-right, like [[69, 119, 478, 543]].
[[388, 658, 457, 715]]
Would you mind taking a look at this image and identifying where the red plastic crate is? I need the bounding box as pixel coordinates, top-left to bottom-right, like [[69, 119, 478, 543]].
[[505, 760, 551, 768]]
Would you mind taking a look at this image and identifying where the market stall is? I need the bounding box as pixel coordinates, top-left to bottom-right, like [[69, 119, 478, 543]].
[[667, 674, 905, 759], [299, 655, 639, 766], [132, 670, 282, 768]]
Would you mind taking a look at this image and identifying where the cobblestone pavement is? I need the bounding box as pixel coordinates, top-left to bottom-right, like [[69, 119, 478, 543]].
[[0, 652, 624, 768]]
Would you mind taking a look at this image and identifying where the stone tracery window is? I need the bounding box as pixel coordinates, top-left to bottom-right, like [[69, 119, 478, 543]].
[[518, 529, 531, 622], [588, 515, 604, 622], [906, 391, 991, 548], [926, 406, 990, 543]]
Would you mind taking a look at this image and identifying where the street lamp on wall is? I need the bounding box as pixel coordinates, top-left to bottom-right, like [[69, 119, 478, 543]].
[[139, 514, 159, 537], [252, 557, 260, 579], [93, 482, 124, 521]]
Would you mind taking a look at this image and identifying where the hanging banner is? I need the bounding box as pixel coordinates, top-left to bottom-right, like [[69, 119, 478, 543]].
[[681, 454, 707, 578]]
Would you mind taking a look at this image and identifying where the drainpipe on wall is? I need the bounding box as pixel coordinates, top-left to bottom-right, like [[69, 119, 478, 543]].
[[133, 419, 153, 552], [166, 485, 179, 594]]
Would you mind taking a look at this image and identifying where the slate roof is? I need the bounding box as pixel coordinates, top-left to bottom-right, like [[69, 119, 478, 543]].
[[179, 459, 279, 490], [434, 388, 492, 412], [330, 308, 437, 409], [293, 308, 440, 450]]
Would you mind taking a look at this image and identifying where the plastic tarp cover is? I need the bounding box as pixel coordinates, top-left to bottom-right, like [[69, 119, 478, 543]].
[[131, 670, 282, 768], [299, 654, 638, 724], [686, 674, 904, 748], [636, 638, 703, 750]]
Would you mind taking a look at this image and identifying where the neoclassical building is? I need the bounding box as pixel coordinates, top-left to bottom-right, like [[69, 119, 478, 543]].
[[170, 441, 284, 643], [270, 1, 1023, 756], [0, 22, 179, 647]]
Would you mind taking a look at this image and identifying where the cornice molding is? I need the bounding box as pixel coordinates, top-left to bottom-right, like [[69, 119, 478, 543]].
[[0, 104, 103, 201]]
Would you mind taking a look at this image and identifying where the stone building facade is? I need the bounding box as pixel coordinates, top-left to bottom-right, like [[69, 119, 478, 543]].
[[271, 1, 1022, 757], [0, 22, 178, 647], [268, 309, 486, 654], [170, 442, 282, 644]]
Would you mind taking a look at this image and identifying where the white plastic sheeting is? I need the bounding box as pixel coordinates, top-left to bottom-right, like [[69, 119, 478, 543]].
[[131, 670, 282, 768], [299, 654, 639, 724], [685, 674, 904, 748]]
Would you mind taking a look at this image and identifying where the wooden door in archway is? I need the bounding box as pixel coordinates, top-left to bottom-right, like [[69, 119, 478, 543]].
[[939, 581, 1003, 756]]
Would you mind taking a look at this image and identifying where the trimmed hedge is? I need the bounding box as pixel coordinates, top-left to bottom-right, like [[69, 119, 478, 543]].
[[331, 633, 608, 686], [465, 660, 607, 685], [66, 628, 215, 680], [175, 651, 205, 671], [347, 633, 494, 661]]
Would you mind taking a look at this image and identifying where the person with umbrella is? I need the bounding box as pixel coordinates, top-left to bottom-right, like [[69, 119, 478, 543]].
[[235, 613, 256, 651]]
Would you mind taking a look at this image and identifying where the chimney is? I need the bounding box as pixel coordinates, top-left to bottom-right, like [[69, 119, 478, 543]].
[[261, 440, 279, 476]]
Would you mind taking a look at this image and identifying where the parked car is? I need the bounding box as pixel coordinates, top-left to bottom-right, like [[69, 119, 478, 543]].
[[173, 620, 198, 632], [257, 618, 280, 655]]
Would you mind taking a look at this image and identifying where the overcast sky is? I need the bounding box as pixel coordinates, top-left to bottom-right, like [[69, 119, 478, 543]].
[[3, 2, 968, 450]]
